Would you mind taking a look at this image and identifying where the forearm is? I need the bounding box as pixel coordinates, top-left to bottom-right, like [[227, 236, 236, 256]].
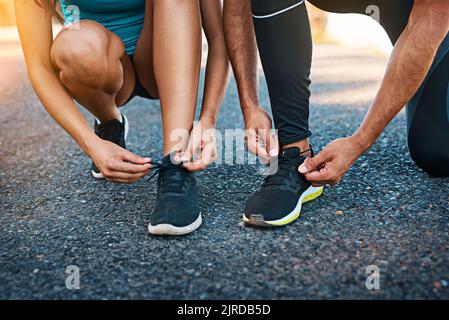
[[29, 66, 97, 154], [353, 1, 449, 150], [16, 0, 98, 156], [223, 0, 260, 112], [200, 38, 231, 124]]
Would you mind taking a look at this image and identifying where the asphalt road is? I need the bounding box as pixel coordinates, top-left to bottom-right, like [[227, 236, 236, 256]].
[[1, 35, 448, 299]]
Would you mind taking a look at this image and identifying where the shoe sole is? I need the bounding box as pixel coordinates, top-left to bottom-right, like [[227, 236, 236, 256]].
[[148, 214, 202, 236], [242, 186, 324, 227], [92, 114, 129, 179]]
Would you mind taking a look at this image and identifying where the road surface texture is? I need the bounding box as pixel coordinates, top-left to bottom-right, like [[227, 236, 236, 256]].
[[1, 28, 448, 299]]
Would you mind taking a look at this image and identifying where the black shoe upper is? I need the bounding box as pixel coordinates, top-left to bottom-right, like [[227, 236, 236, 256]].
[[150, 153, 200, 227], [92, 115, 127, 173], [244, 147, 312, 221]]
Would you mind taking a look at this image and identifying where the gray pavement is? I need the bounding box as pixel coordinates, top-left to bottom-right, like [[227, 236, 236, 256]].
[[1, 39, 448, 299]]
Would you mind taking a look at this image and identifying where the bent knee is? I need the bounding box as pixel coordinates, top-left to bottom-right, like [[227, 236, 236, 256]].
[[408, 139, 449, 177], [51, 21, 124, 84]]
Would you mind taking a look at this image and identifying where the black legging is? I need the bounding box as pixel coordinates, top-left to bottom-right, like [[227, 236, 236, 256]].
[[252, 0, 449, 177]]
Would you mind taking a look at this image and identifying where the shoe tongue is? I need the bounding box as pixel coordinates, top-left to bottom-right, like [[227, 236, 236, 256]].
[[161, 152, 182, 167], [282, 147, 302, 158], [159, 152, 189, 193], [279, 147, 306, 167]]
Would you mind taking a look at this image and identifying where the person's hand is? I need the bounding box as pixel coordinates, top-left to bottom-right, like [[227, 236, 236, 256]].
[[298, 136, 367, 186], [244, 107, 279, 164], [88, 137, 152, 183], [182, 118, 217, 172]]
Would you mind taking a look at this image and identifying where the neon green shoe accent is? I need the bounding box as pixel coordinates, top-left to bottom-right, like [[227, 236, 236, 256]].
[[303, 186, 324, 203], [268, 211, 302, 226], [243, 186, 324, 227]]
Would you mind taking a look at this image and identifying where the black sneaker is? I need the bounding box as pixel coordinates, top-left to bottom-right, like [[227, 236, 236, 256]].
[[91, 113, 129, 179], [148, 153, 202, 236], [243, 147, 324, 227]]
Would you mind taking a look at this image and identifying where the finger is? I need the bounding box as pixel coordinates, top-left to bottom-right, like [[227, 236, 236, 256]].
[[304, 166, 334, 183], [298, 150, 332, 174], [114, 161, 152, 174], [187, 126, 203, 160], [109, 178, 142, 184], [263, 131, 275, 155], [181, 136, 200, 163], [257, 129, 271, 163], [202, 150, 216, 167], [180, 142, 194, 163], [201, 137, 217, 164], [104, 169, 150, 182], [172, 152, 184, 164], [105, 172, 149, 182], [183, 141, 216, 172], [247, 129, 270, 163], [268, 133, 279, 158], [108, 179, 135, 184], [312, 182, 326, 188], [121, 150, 151, 165], [246, 129, 258, 155], [183, 160, 207, 172]]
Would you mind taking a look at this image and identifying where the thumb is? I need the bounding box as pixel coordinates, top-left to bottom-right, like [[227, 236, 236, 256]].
[[183, 127, 202, 162], [268, 133, 279, 158], [246, 129, 258, 154], [298, 150, 330, 174], [180, 141, 193, 163], [122, 150, 151, 165]]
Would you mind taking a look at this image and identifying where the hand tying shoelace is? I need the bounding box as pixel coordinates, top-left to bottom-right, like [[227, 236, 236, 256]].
[[146, 161, 164, 181], [146, 158, 190, 193]]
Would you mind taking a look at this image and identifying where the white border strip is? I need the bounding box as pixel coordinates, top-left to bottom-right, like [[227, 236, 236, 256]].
[[252, 0, 305, 19]]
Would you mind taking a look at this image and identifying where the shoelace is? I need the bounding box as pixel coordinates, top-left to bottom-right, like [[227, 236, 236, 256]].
[[252, 148, 311, 189], [147, 161, 164, 181], [147, 161, 189, 193]]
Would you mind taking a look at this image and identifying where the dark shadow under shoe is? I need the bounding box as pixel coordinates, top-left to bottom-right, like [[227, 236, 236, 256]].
[[148, 153, 202, 236], [243, 147, 323, 227], [91, 113, 129, 179]]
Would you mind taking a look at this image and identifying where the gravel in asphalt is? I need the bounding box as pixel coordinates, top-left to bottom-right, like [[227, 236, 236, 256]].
[[1, 41, 448, 299]]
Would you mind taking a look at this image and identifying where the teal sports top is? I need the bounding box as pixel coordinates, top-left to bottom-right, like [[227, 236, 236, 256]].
[[59, 0, 145, 55]]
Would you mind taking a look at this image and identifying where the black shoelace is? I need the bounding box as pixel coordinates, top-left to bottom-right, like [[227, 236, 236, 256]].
[[253, 148, 311, 189], [147, 161, 189, 193]]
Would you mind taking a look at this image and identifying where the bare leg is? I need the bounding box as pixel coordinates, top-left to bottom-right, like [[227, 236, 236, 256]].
[[51, 20, 136, 122], [153, 0, 202, 155]]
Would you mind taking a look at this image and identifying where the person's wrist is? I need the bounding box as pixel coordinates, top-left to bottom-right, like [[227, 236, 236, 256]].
[[350, 132, 373, 154], [81, 133, 101, 157], [242, 104, 264, 121], [199, 113, 217, 127], [242, 102, 261, 113]]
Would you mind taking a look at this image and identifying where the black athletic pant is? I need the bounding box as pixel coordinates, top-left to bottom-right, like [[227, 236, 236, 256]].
[[251, 0, 449, 177]]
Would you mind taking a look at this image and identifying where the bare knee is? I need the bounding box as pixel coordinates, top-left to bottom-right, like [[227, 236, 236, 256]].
[[155, 0, 199, 9], [51, 20, 125, 89], [156, 0, 189, 5]]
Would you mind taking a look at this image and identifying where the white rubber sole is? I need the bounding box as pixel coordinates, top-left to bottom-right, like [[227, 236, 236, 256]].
[[92, 113, 129, 179], [243, 186, 324, 227], [148, 214, 202, 236]]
